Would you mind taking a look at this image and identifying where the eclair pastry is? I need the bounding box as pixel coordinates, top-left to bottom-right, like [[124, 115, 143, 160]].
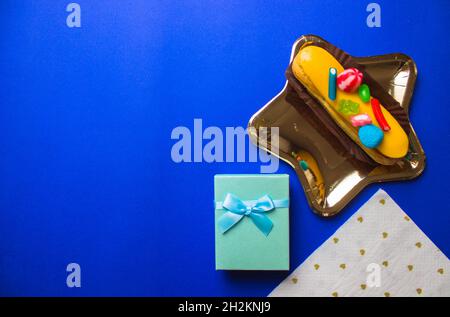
[[291, 44, 409, 164]]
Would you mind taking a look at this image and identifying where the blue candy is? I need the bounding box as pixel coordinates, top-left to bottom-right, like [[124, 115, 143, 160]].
[[358, 124, 384, 148], [328, 68, 337, 101]]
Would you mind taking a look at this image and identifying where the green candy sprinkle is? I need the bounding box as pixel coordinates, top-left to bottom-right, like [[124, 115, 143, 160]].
[[338, 99, 359, 115], [358, 84, 371, 103]]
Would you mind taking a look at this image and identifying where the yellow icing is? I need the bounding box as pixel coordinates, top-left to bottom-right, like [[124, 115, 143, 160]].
[[292, 45, 409, 160]]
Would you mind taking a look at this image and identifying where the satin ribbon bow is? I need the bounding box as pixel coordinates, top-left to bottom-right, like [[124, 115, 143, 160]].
[[215, 193, 289, 236]]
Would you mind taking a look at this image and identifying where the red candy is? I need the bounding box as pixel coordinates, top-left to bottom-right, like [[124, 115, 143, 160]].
[[371, 98, 391, 132], [337, 68, 363, 93]]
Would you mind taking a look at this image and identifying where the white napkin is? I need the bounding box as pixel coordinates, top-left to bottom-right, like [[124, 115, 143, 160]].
[[270, 189, 450, 297]]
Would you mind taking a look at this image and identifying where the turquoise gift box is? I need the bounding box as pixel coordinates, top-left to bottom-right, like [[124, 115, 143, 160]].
[[214, 174, 290, 270]]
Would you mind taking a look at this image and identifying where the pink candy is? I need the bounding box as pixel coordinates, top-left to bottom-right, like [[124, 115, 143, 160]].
[[350, 114, 372, 127], [337, 68, 363, 93]]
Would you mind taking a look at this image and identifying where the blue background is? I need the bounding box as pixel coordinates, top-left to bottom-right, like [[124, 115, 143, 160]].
[[0, 0, 449, 296]]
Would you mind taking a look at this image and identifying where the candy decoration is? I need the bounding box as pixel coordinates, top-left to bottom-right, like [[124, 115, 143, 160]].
[[370, 98, 391, 131], [328, 68, 337, 101], [338, 99, 359, 115], [358, 124, 384, 148], [358, 84, 371, 103], [350, 113, 372, 127], [337, 68, 363, 93], [299, 160, 309, 171]]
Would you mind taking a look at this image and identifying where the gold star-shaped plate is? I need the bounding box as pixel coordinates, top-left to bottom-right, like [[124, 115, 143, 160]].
[[248, 35, 425, 216]]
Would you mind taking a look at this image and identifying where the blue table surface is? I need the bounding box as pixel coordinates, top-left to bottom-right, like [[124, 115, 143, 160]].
[[0, 0, 449, 296]]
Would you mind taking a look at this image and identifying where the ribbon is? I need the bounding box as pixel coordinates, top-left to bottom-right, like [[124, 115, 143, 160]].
[[215, 193, 289, 236]]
